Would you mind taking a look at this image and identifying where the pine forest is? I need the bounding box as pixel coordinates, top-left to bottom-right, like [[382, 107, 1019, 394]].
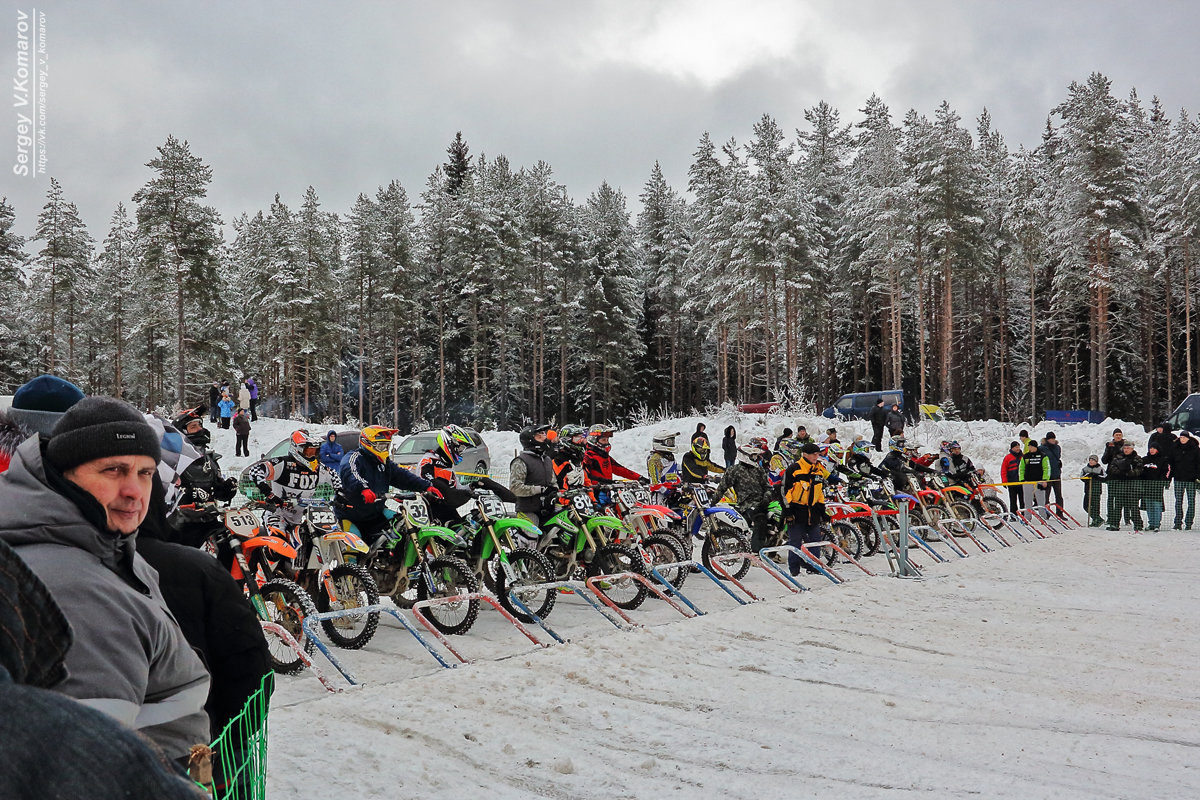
[[2, 72, 1198, 429]]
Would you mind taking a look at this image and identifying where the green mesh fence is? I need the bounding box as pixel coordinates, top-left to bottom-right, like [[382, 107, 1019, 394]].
[[197, 672, 274, 799], [236, 478, 335, 503], [1079, 478, 1197, 531]]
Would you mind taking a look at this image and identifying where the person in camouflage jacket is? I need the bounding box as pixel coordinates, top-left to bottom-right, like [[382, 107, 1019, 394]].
[[712, 442, 772, 550]]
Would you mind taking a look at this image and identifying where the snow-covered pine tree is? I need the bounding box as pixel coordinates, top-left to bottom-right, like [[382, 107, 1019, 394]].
[[0, 198, 30, 391], [132, 135, 223, 409], [31, 178, 93, 383]]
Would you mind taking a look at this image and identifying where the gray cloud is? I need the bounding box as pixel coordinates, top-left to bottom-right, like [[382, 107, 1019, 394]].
[[5, 0, 1198, 244]]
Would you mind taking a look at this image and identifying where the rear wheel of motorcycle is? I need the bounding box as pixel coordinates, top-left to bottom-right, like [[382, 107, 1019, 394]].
[[949, 500, 977, 521], [497, 548, 556, 623], [586, 543, 649, 610], [643, 533, 687, 590], [701, 524, 751, 580], [318, 564, 380, 650], [417, 556, 479, 635], [260, 579, 318, 675]]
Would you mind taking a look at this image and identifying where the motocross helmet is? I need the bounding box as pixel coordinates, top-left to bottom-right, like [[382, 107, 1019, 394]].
[[779, 437, 804, 461], [826, 442, 847, 464], [947, 440, 961, 451], [652, 430, 679, 454], [851, 439, 870, 455], [557, 424, 588, 456], [290, 429, 322, 470], [587, 423, 616, 453], [519, 423, 553, 454], [888, 436, 907, 453], [359, 426, 397, 462], [736, 442, 764, 467], [436, 424, 473, 464], [690, 439, 711, 460]]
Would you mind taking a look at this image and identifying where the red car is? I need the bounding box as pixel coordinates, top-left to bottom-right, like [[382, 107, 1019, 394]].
[[736, 402, 781, 414]]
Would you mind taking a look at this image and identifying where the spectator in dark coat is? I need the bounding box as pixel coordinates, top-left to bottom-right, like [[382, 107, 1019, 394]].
[[208, 382, 220, 423], [1169, 430, 1198, 530], [1101, 428, 1125, 465], [1105, 441, 1143, 531], [318, 429, 344, 473], [1140, 444, 1171, 531], [232, 409, 251, 457], [1039, 432, 1064, 510], [691, 423, 709, 445], [885, 404, 904, 437], [1000, 441, 1024, 512], [721, 426, 737, 468], [773, 427, 793, 451], [869, 399, 888, 451], [1147, 422, 1176, 458]]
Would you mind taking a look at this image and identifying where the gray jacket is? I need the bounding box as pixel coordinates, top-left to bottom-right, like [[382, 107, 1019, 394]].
[[0, 437, 210, 759]]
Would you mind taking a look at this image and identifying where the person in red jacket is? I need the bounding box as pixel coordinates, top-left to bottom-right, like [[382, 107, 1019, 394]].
[[582, 424, 644, 484], [1000, 440, 1024, 512]]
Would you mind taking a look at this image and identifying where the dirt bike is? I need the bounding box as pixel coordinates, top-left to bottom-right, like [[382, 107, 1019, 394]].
[[537, 487, 652, 610], [674, 482, 752, 579], [338, 491, 480, 636], [451, 489, 556, 623], [595, 482, 688, 591], [285, 498, 380, 650], [913, 475, 976, 533], [958, 472, 1009, 525], [828, 479, 885, 556], [198, 504, 318, 675], [759, 503, 864, 566]]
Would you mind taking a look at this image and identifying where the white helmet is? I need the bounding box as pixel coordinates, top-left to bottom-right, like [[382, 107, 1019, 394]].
[[736, 443, 763, 467], [652, 430, 680, 454]]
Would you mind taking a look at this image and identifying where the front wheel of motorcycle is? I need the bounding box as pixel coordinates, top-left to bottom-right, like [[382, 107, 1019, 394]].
[[416, 556, 479, 635], [701, 524, 751, 580], [260, 578, 318, 675], [317, 564, 380, 650]]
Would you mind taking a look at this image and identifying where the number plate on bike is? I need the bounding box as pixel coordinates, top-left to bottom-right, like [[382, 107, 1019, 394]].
[[402, 499, 430, 525], [617, 489, 637, 507], [224, 510, 259, 538], [308, 510, 338, 528], [572, 494, 595, 514], [478, 493, 505, 517], [692, 487, 709, 505]]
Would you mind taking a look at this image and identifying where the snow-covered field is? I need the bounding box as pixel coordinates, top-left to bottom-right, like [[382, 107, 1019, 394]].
[[203, 413, 1200, 799]]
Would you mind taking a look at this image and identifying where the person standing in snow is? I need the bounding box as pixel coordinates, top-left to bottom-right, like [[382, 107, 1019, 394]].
[[1039, 432, 1064, 511], [237, 381, 251, 413], [1139, 443, 1170, 532], [1105, 441, 1143, 531], [1001, 441, 1024, 513], [217, 393, 235, 430], [245, 376, 260, 422], [1169, 430, 1199, 530], [208, 381, 220, 423], [869, 398, 888, 452], [232, 409, 252, 458], [1080, 455, 1105, 526], [721, 426, 737, 469]]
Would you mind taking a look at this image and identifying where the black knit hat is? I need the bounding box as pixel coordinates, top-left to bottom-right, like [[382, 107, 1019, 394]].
[[800, 442, 821, 455], [46, 397, 161, 471]]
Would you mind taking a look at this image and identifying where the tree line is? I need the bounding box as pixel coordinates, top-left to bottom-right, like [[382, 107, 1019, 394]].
[[1, 72, 1197, 429]]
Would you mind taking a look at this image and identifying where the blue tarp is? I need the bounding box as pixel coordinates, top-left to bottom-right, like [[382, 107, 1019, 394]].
[[1045, 409, 1106, 425]]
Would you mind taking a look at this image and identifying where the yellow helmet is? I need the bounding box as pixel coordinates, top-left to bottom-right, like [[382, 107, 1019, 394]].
[[359, 426, 397, 461]]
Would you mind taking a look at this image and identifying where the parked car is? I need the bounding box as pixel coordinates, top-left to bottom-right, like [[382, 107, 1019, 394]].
[[1166, 393, 1200, 435], [822, 390, 905, 420], [391, 428, 490, 478], [736, 402, 781, 414]]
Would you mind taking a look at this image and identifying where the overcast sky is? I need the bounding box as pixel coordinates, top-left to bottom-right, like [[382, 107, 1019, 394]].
[[5, 0, 1198, 243]]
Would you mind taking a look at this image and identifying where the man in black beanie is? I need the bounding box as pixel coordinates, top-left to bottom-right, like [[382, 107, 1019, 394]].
[[0, 396, 211, 762]]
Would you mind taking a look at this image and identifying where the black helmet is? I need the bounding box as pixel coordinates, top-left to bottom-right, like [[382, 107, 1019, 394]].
[[519, 424, 552, 454]]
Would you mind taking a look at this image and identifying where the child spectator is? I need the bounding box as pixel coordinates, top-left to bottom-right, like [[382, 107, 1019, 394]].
[[217, 393, 235, 430], [1080, 455, 1104, 526]]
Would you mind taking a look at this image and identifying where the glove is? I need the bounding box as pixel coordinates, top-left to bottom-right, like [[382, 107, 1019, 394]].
[[265, 493, 283, 508], [767, 500, 782, 522], [424, 486, 444, 500], [361, 489, 377, 504]]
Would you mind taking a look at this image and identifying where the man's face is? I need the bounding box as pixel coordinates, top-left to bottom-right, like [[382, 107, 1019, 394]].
[[185, 419, 203, 435], [802, 451, 820, 464], [534, 431, 548, 444], [1113, 432, 1123, 442], [64, 455, 157, 535]]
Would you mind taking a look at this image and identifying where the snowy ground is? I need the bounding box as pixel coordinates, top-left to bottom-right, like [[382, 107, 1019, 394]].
[[204, 413, 1200, 799], [264, 527, 1200, 800]]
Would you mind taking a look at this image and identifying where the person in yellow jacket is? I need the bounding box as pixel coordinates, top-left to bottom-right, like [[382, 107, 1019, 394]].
[[781, 442, 830, 576]]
